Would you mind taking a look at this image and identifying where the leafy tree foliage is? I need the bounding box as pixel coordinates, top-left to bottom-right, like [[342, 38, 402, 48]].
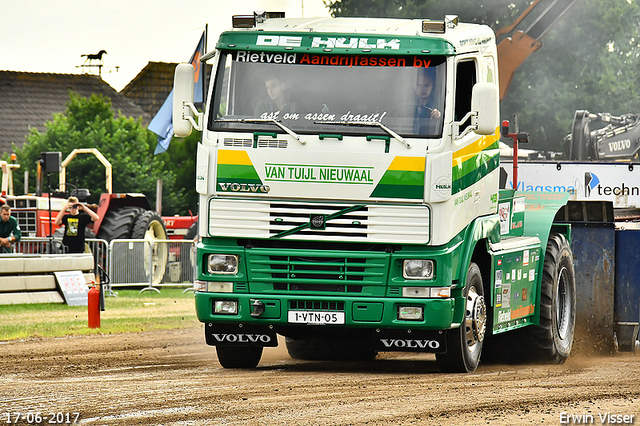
[[12, 92, 190, 215], [153, 130, 200, 218], [327, 0, 640, 153]]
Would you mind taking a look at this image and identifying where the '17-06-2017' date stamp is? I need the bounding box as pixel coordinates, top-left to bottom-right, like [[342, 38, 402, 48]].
[[3, 412, 80, 424]]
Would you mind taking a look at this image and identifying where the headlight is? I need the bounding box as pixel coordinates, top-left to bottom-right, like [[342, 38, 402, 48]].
[[214, 300, 238, 314], [208, 254, 238, 274], [402, 259, 434, 279]]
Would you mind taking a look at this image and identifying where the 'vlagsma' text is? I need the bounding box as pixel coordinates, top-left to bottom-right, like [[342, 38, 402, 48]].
[[265, 164, 374, 184]]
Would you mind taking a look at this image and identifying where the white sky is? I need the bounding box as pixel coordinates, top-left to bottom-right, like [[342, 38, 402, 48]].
[[0, 0, 331, 91]]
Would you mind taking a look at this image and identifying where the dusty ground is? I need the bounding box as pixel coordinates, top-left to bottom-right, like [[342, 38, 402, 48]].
[[1, 325, 639, 426]]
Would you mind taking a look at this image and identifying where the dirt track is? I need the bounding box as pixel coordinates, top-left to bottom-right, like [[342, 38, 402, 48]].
[[1, 325, 639, 425]]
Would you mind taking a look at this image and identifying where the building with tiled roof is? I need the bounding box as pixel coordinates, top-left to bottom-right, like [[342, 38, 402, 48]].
[[120, 62, 176, 119], [0, 71, 150, 156]]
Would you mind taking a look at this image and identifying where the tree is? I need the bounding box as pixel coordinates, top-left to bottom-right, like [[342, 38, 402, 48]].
[[11, 91, 190, 216], [327, 0, 640, 153], [153, 131, 200, 217]]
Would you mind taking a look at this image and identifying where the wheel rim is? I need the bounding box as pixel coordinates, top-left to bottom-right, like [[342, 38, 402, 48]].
[[143, 220, 168, 284], [465, 287, 487, 350], [556, 266, 572, 339]]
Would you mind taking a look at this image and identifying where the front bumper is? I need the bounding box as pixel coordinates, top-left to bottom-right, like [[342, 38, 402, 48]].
[[195, 292, 456, 330]]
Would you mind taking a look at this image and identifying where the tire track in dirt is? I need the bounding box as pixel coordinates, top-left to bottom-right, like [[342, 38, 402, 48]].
[[1, 326, 638, 425]]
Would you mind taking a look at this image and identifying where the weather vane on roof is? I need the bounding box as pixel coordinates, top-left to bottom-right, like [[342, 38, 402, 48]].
[[77, 50, 119, 78]]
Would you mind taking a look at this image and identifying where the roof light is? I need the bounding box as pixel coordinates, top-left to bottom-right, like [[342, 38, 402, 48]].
[[232, 11, 285, 28], [422, 20, 445, 33], [422, 15, 458, 33], [232, 15, 255, 28]]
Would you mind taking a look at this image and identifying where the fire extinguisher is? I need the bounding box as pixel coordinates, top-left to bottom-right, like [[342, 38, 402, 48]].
[[88, 284, 100, 329]]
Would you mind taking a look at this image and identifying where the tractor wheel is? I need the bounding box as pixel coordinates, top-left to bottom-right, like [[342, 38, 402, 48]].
[[517, 233, 576, 363], [130, 210, 169, 285], [96, 206, 145, 284], [180, 222, 198, 282], [216, 346, 263, 369], [436, 262, 486, 373], [96, 206, 145, 241], [285, 337, 378, 361]]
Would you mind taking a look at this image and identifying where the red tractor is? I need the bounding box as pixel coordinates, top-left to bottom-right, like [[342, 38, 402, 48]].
[[4, 149, 172, 284]]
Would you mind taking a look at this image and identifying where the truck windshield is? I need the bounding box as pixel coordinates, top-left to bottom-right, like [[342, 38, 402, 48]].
[[209, 51, 446, 138]]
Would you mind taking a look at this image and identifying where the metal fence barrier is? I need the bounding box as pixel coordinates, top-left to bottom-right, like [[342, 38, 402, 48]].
[[108, 239, 196, 293], [15, 237, 109, 280], [13, 237, 197, 295]]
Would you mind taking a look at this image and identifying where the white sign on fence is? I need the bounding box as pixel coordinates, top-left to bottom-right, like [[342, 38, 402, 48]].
[[501, 162, 640, 208], [54, 270, 89, 306]]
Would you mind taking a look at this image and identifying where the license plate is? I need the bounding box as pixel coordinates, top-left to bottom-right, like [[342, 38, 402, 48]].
[[288, 311, 345, 325]]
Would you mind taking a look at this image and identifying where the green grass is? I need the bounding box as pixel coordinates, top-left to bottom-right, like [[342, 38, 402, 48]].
[[0, 288, 198, 341]]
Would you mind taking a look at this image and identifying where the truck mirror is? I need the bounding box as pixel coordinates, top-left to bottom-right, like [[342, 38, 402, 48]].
[[471, 82, 499, 135], [173, 63, 196, 138]]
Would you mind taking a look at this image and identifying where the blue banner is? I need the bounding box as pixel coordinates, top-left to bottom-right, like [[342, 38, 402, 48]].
[[150, 31, 205, 155]]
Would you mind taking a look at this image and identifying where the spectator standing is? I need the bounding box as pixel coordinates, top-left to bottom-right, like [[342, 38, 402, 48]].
[[54, 197, 99, 253]]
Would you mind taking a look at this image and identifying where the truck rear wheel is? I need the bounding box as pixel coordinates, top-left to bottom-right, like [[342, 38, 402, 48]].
[[285, 337, 377, 361], [519, 233, 576, 363], [216, 346, 263, 368], [437, 262, 486, 373]]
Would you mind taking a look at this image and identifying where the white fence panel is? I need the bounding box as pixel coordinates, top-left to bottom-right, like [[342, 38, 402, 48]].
[[12, 237, 196, 293], [108, 239, 196, 291]]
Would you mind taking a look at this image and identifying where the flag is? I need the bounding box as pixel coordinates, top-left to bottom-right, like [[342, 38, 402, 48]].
[[150, 30, 206, 155]]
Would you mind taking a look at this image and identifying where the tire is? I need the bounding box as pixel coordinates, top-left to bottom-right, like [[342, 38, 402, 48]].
[[130, 210, 169, 286], [96, 206, 145, 241], [285, 337, 378, 361], [436, 262, 487, 373], [216, 346, 263, 369], [517, 233, 576, 363], [96, 206, 144, 284]]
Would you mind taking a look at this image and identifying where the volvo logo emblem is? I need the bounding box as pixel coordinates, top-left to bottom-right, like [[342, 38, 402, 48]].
[[310, 214, 326, 230]]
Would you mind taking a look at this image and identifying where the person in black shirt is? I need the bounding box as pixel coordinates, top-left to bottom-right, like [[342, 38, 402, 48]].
[[54, 196, 99, 253]]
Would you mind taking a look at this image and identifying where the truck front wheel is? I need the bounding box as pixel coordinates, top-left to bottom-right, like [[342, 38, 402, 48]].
[[216, 346, 263, 368], [437, 262, 486, 373]]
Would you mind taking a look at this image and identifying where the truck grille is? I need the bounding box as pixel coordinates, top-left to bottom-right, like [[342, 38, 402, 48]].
[[208, 199, 430, 244], [223, 138, 288, 148], [289, 300, 345, 311], [247, 248, 388, 294]]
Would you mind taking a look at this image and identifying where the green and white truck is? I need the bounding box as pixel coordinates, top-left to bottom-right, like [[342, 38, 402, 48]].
[[173, 13, 576, 373]]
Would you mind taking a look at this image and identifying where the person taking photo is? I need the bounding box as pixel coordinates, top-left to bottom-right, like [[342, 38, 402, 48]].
[[54, 196, 99, 254]]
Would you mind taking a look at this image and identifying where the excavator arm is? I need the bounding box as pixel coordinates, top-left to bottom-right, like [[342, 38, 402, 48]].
[[498, 0, 577, 100]]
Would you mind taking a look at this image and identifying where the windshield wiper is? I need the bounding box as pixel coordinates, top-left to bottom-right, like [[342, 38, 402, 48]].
[[215, 118, 306, 145], [316, 121, 411, 149]]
